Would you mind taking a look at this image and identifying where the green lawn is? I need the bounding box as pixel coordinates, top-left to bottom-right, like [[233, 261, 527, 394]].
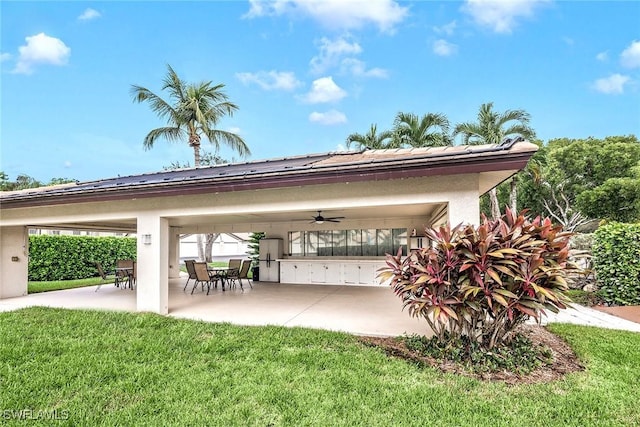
[[1, 307, 638, 426], [28, 277, 114, 294]]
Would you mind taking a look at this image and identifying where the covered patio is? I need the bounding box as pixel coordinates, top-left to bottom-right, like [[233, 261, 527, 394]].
[[1, 140, 539, 318]]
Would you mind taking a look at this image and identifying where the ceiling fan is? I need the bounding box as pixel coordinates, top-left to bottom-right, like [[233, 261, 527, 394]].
[[310, 210, 345, 224]]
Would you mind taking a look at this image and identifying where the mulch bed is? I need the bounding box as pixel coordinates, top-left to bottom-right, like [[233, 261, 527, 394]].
[[359, 325, 584, 385]]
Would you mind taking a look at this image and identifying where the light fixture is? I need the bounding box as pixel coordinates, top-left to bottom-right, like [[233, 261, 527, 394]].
[[142, 234, 152, 245]]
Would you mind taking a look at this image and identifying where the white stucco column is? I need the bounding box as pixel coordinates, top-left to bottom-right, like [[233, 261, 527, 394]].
[[136, 214, 169, 314], [168, 228, 180, 279], [0, 226, 29, 299], [447, 190, 480, 227]]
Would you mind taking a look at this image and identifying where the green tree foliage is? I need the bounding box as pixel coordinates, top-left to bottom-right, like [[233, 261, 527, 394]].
[[246, 232, 265, 267], [453, 103, 536, 219], [578, 176, 640, 223], [345, 111, 450, 150], [593, 222, 640, 306], [0, 172, 75, 191], [521, 135, 640, 224], [345, 124, 394, 149], [392, 112, 451, 147], [131, 64, 249, 166]]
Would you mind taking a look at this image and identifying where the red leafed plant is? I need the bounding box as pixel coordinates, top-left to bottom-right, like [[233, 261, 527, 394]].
[[378, 209, 574, 349]]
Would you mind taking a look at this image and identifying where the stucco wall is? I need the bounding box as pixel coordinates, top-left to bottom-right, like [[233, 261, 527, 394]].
[[0, 226, 29, 298]]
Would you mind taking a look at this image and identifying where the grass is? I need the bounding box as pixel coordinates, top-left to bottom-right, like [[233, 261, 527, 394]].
[[28, 277, 114, 294], [0, 307, 639, 426]]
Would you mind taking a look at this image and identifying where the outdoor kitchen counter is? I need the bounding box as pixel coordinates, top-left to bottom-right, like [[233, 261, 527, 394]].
[[278, 258, 387, 286]]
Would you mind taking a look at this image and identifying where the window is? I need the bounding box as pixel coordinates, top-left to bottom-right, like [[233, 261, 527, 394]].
[[288, 227, 407, 257], [289, 231, 303, 256]]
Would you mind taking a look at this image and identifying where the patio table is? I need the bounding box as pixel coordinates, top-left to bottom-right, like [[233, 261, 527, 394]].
[[207, 267, 238, 292]]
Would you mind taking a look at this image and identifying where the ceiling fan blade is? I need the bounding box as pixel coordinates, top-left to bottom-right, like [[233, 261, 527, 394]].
[[326, 219, 341, 223]]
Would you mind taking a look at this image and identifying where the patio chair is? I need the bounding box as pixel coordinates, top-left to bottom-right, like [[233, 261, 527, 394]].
[[94, 261, 113, 292], [116, 259, 135, 289], [183, 259, 197, 291], [228, 259, 252, 291], [228, 258, 242, 271], [191, 262, 214, 295]]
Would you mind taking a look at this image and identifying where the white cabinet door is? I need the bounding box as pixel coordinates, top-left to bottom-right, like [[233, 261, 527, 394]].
[[343, 263, 361, 284], [280, 263, 309, 284], [280, 263, 294, 283], [343, 263, 380, 285], [325, 264, 342, 284], [309, 263, 326, 283]]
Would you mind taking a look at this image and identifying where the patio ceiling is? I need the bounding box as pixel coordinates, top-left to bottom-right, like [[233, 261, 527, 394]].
[[26, 202, 444, 235]]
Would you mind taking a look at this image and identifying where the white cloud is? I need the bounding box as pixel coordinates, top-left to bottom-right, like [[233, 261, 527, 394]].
[[301, 76, 347, 103], [64, 161, 72, 168], [236, 70, 302, 91], [0, 52, 11, 62], [244, 0, 409, 33], [461, 0, 549, 34], [433, 20, 457, 36], [310, 36, 362, 74], [78, 8, 101, 21], [13, 33, 71, 75], [309, 109, 347, 125], [620, 40, 640, 69], [340, 58, 388, 78], [433, 39, 458, 56], [596, 51, 608, 62], [309, 36, 387, 78], [592, 74, 631, 95], [227, 127, 242, 134]]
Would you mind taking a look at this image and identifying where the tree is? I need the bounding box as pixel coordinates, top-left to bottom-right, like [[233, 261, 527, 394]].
[[345, 124, 394, 150], [0, 172, 74, 191], [453, 103, 536, 219], [392, 112, 451, 147], [130, 64, 250, 166], [133, 64, 251, 261]]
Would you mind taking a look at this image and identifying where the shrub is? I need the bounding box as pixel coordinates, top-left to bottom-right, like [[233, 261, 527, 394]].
[[593, 222, 640, 306], [29, 235, 136, 281], [378, 209, 573, 350]]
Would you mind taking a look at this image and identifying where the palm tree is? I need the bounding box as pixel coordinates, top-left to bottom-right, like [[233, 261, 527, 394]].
[[392, 112, 451, 147], [130, 64, 249, 166], [131, 65, 250, 261], [345, 124, 394, 150], [453, 102, 536, 219]]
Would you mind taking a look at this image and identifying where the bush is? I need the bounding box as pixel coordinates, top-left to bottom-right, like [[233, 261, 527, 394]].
[[379, 209, 573, 350], [404, 331, 552, 374], [29, 235, 136, 281], [593, 222, 640, 306]]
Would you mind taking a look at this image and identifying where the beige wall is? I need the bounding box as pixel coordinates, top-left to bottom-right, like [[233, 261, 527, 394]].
[[0, 226, 29, 298]]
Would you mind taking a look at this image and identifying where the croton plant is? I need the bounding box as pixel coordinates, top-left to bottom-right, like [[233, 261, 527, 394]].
[[378, 209, 575, 349]]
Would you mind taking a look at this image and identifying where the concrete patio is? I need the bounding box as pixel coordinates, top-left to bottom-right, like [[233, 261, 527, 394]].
[[0, 276, 430, 337], [2, 276, 639, 335]]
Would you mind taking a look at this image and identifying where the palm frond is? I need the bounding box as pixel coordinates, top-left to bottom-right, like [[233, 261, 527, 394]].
[[143, 127, 186, 150], [203, 129, 250, 158]]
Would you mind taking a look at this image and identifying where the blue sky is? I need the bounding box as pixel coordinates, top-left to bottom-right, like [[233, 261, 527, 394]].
[[1, 0, 639, 183]]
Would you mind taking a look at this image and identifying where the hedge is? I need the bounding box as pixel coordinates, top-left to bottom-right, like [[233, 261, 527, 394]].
[[28, 235, 136, 281], [593, 222, 640, 306]]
